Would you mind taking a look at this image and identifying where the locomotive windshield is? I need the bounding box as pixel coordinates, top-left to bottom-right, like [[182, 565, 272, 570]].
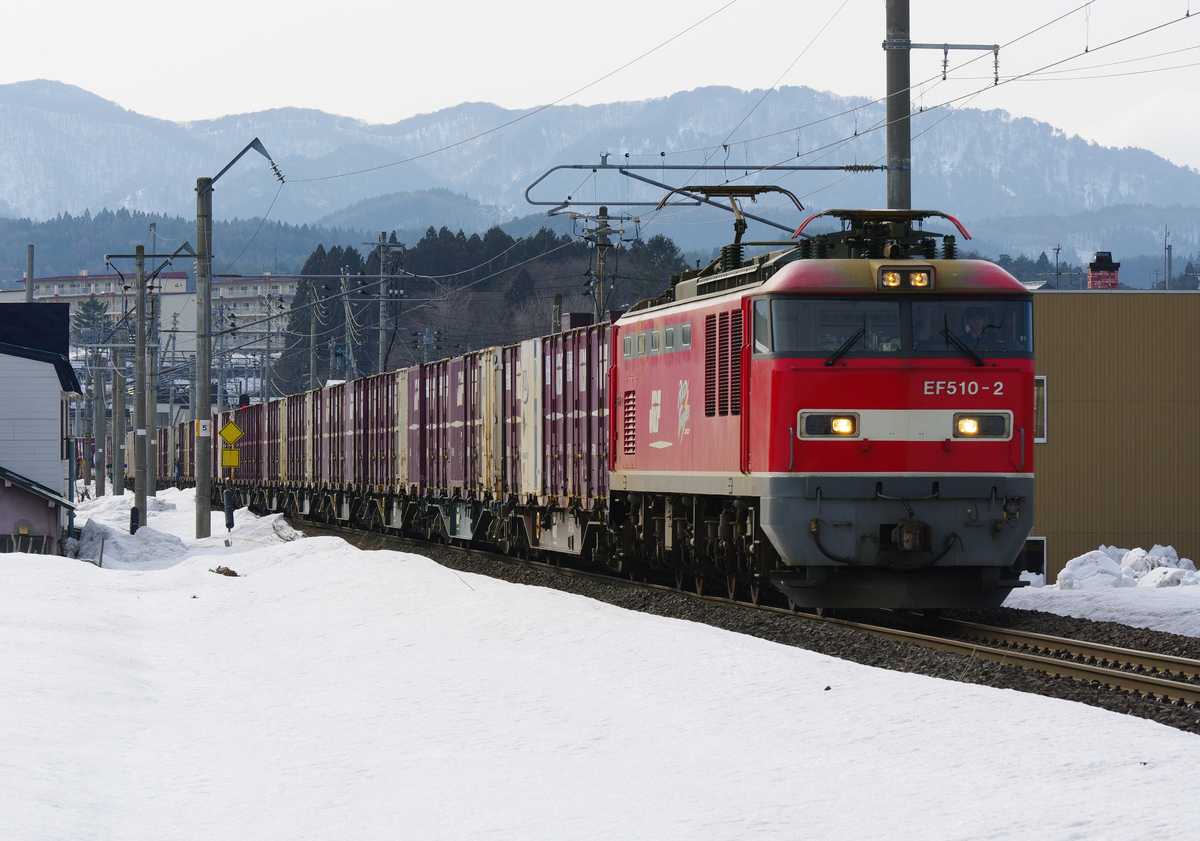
[[763, 299, 902, 354], [912, 299, 1033, 354], [753, 296, 1033, 357]]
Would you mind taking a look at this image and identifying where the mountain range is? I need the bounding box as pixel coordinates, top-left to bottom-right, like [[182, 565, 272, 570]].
[[1, 79, 1197, 267]]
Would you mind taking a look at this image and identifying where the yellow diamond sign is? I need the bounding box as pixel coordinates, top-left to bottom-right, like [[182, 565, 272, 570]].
[[219, 420, 243, 446]]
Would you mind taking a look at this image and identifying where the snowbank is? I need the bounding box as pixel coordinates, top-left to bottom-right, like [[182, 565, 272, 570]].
[[1005, 542, 1200, 636], [1055, 544, 1199, 590]]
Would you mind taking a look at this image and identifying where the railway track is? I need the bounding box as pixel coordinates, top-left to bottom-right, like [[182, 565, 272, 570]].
[[834, 615, 1200, 707], [288, 516, 1200, 709]]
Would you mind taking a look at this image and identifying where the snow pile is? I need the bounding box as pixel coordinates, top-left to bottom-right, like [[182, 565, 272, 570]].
[[1055, 544, 1198, 590], [71, 518, 189, 570], [67, 484, 303, 570]]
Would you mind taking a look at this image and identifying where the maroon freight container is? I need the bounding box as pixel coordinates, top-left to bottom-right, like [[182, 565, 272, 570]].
[[327, 382, 350, 485], [501, 343, 523, 496], [405, 367, 426, 491], [285, 393, 306, 483], [356, 372, 398, 489], [266, 400, 281, 482], [541, 325, 609, 507]]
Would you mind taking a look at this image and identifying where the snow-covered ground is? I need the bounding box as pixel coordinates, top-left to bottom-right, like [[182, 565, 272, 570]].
[[1005, 545, 1200, 637], [3, 487, 1198, 840]]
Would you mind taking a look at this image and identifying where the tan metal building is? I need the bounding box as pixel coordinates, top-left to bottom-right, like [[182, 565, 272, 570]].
[[1032, 290, 1200, 583]]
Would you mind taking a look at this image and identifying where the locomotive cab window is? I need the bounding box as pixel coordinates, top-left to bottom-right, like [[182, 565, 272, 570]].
[[665, 327, 675, 349], [770, 298, 901, 355], [681, 323, 691, 348], [650, 330, 660, 353], [912, 299, 1033, 355], [753, 299, 771, 354]]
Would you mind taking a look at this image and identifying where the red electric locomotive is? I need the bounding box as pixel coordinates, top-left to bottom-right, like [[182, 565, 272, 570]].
[[608, 209, 1034, 608], [166, 206, 1033, 611]]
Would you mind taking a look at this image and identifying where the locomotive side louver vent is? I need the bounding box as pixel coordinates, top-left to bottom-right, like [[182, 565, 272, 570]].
[[623, 390, 636, 455], [730, 309, 743, 416], [704, 314, 717, 417], [718, 312, 730, 416]]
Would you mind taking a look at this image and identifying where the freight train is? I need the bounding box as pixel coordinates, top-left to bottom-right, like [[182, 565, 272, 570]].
[[161, 208, 1035, 609]]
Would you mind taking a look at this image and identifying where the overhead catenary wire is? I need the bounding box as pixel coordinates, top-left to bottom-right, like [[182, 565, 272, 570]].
[[643, 6, 1199, 225]]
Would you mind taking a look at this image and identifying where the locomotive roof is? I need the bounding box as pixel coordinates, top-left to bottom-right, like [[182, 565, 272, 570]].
[[761, 256, 1029, 295], [622, 254, 1029, 321]]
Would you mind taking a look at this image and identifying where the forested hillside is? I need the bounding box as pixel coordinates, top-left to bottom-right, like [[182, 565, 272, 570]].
[[270, 226, 688, 394], [0, 207, 362, 283]]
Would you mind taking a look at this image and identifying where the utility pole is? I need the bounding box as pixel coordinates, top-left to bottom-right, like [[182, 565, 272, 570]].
[[1165, 227, 1173, 290], [83, 358, 94, 486], [25, 245, 33, 304], [147, 273, 158, 498], [134, 246, 147, 526], [883, 2, 997, 211], [92, 347, 106, 497], [341, 270, 355, 379], [378, 232, 387, 373], [196, 176, 213, 537], [309, 304, 318, 390], [595, 206, 612, 322], [884, 0, 911, 210], [1035, 244, 1083, 289], [193, 137, 283, 539], [216, 307, 225, 414], [264, 296, 272, 402], [112, 324, 125, 496]]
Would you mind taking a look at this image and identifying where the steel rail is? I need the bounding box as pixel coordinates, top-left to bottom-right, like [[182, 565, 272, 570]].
[[823, 617, 1200, 706], [937, 619, 1200, 682]]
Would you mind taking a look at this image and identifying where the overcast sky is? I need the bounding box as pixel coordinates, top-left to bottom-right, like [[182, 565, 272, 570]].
[[4, 1, 1199, 169]]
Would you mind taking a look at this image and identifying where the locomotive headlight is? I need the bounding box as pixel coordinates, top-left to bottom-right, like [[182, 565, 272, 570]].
[[953, 413, 1009, 438], [802, 413, 859, 437], [877, 267, 936, 289]]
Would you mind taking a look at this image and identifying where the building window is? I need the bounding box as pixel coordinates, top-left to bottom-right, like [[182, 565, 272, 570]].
[[1034, 375, 1046, 443]]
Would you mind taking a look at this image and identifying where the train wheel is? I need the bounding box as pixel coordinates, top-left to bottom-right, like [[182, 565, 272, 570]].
[[726, 576, 737, 601], [694, 576, 705, 596], [748, 582, 762, 606], [674, 570, 685, 591]]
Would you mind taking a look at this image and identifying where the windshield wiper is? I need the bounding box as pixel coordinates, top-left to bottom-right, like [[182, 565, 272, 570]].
[[940, 316, 985, 366], [825, 326, 866, 366]]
